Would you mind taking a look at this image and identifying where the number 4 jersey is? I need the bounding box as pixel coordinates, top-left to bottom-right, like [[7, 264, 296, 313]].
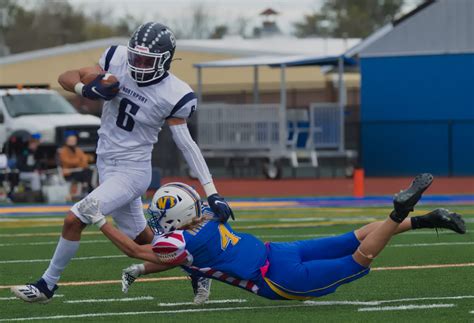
[[151, 210, 268, 294], [96, 45, 197, 161]]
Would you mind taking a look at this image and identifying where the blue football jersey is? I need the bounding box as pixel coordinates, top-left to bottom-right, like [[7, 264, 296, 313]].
[[151, 204, 268, 294]]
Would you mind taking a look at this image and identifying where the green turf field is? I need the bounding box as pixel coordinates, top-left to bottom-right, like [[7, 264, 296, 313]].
[[0, 204, 473, 322]]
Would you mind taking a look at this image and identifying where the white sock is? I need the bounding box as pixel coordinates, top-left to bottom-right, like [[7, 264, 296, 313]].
[[42, 237, 80, 291]]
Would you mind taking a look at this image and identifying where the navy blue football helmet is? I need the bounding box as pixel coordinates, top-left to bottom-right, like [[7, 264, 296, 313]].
[[127, 22, 176, 84]]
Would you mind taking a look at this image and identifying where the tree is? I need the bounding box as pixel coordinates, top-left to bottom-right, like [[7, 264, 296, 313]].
[[293, 12, 329, 38], [210, 25, 228, 39], [294, 0, 409, 38], [2, 0, 132, 54]]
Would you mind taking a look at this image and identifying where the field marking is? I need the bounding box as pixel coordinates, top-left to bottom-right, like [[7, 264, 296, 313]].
[[0, 294, 64, 301], [0, 228, 463, 239], [0, 239, 108, 247], [1, 263, 474, 290], [0, 300, 462, 322], [0, 240, 474, 253], [304, 295, 474, 306], [357, 303, 455, 312], [0, 231, 100, 238], [158, 299, 247, 306], [0, 305, 309, 322], [64, 297, 247, 305], [372, 263, 474, 271], [390, 242, 474, 248], [0, 254, 125, 264], [62, 295, 474, 307], [64, 296, 154, 304]]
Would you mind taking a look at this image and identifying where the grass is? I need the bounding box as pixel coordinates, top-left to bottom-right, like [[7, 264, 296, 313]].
[[0, 203, 473, 322]]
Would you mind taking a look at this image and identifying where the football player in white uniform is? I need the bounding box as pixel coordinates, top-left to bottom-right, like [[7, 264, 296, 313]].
[[11, 22, 232, 304]]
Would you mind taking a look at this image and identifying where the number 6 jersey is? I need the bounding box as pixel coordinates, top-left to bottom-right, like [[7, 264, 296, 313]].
[[96, 45, 197, 161]]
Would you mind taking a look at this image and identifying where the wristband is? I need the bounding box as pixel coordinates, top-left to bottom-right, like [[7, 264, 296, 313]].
[[74, 82, 85, 96], [203, 182, 218, 197], [95, 217, 106, 229]]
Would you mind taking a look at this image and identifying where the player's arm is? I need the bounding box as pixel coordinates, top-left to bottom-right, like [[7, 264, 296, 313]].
[[58, 65, 103, 92], [78, 201, 181, 266], [167, 117, 234, 222], [58, 64, 118, 100], [100, 222, 168, 264]]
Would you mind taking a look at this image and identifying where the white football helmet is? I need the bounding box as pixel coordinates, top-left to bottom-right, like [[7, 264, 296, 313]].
[[147, 182, 201, 233]]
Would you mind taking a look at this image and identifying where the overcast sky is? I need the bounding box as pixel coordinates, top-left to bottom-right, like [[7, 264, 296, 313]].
[[20, 0, 423, 36]]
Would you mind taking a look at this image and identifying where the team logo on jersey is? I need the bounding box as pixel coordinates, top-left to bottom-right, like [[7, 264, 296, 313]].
[[157, 196, 177, 210]]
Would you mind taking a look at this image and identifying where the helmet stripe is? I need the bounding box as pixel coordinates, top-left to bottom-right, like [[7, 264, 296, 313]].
[[164, 183, 202, 218]]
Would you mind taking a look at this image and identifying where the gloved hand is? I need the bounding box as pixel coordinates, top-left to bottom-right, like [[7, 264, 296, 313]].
[[207, 194, 234, 223], [82, 74, 119, 100], [76, 197, 106, 228]]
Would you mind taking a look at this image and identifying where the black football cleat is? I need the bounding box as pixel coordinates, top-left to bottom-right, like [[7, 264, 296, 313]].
[[412, 208, 466, 234], [390, 173, 434, 223]]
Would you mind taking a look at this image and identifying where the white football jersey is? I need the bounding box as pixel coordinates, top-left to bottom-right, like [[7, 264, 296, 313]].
[[96, 45, 197, 161]]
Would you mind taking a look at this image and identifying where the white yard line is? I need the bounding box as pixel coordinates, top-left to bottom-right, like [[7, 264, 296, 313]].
[[304, 295, 474, 306], [64, 296, 154, 304], [0, 305, 307, 322], [0, 301, 462, 322], [0, 240, 108, 247], [0, 254, 125, 264], [158, 299, 247, 306], [357, 304, 455, 312], [64, 297, 248, 305], [1, 227, 467, 239], [1, 263, 473, 290], [389, 242, 474, 248], [372, 263, 474, 271], [1, 233, 468, 248], [0, 231, 100, 238], [0, 294, 64, 301]]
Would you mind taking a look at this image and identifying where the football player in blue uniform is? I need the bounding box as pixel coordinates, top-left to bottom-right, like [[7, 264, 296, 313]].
[[80, 175, 465, 301]]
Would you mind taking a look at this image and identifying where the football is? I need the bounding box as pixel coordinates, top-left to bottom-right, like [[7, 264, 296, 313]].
[[81, 73, 119, 94]]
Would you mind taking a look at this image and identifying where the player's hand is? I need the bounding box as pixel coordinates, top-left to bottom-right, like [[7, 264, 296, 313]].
[[121, 264, 142, 293], [207, 194, 235, 223], [76, 197, 106, 228], [82, 74, 119, 101]]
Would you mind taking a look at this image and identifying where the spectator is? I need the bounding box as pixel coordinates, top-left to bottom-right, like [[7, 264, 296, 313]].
[[0, 152, 19, 201], [16, 133, 42, 193], [58, 134, 93, 193]]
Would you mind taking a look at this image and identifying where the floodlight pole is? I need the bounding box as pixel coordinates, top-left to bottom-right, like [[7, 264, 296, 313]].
[[253, 65, 259, 104], [279, 64, 287, 156], [337, 56, 346, 152]]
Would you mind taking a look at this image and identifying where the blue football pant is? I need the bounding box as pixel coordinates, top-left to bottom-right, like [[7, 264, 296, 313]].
[[259, 232, 370, 300]]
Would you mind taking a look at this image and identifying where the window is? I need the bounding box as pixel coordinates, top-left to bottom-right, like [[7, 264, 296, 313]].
[[2, 93, 77, 118]]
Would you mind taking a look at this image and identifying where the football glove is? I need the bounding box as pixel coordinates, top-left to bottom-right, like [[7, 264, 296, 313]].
[[207, 194, 234, 223], [82, 74, 119, 101], [76, 197, 106, 228]]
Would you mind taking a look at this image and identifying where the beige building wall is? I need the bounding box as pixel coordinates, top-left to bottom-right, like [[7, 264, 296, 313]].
[[0, 46, 360, 96]]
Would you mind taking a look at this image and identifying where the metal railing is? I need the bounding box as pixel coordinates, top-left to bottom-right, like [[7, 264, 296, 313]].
[[197, 103, 282, 152]]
